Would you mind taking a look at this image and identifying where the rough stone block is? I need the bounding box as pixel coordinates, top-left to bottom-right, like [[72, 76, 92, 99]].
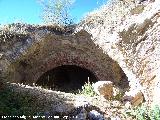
[[123, 90, 144, 106], [93, 81, 113, 100]]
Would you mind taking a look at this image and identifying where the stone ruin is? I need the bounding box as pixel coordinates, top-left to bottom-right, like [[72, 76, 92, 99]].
[[0, 0, 160, 108], [0, 24, 128, 93]]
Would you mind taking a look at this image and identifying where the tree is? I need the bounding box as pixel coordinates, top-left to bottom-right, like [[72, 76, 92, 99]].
[[38, 0, 75, 26]]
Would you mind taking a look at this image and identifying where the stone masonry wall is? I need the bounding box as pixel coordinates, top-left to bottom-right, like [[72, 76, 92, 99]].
[[0, 25, 127, 90]]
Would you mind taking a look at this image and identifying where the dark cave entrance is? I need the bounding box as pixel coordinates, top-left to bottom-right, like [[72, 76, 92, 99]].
[[36, 65, 98, 92]]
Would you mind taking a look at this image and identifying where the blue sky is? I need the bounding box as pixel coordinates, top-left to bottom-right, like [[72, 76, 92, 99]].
[[0, 0, 106, 25]]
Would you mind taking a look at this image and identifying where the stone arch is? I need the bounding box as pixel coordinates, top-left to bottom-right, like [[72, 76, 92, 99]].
[[31, 52, 104, 84], [7, 29, 129, 91]]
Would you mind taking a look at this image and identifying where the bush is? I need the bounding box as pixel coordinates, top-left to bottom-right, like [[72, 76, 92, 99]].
[[149, 105, 160, 120], [126, 104, 160, 120], [78, 80, 97, 97]]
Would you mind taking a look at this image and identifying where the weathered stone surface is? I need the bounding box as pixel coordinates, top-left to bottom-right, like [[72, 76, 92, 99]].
[[0, 24, 128, 92], [8, 83, 76, 115], [80, 0, 160, 106], [131, 92, 144, 106], [93, 81, 113, 100]]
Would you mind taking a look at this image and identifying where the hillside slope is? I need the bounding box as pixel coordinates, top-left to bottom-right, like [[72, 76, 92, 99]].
[[78, 0, 160, 105]]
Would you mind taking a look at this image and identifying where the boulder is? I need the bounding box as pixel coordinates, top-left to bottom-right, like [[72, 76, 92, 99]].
[[88, 110, 105, 120], [93, 81, 113, 100]]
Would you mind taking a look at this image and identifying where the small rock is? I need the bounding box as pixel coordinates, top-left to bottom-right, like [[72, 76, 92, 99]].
[[93, 81, 113, 100], [123, 90, 144, 106], [75, 108, 87, 120], [131, 91, 144, 106], [0, 53, 3, 59], [88, 110, 105, 120]]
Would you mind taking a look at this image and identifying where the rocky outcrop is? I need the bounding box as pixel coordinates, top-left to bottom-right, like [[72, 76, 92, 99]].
[[79, 0, 160, 106]]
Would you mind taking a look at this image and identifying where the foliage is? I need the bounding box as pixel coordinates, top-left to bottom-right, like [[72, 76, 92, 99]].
[[149, 105, 160, 120], [113, 91, 124, 100], [39, 0, 75, 26], [78, 80, 97, 97], [125, 104, 160, 120], [0, 86, 44, 119]]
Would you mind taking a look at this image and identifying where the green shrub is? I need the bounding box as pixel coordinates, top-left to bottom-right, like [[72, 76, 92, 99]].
[[126, 104, 160, 120], [78, 80, 97, 97], [149, 105, 160, 120]]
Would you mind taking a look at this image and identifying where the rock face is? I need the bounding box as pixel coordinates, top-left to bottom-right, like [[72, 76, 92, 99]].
[[79, 0, 160, 105]]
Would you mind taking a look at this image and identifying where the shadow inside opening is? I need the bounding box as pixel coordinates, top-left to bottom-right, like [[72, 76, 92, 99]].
[[36, 65, 98, 93]]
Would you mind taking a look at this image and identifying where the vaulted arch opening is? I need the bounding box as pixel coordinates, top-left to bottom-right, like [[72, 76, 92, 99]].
[[36, 65, 98, 92]]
